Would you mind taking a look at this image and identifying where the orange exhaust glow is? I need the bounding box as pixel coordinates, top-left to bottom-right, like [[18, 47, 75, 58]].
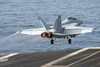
[[41, 33, 46, 38], [41, 32, 53, 38], [47, 33, 51, 38]]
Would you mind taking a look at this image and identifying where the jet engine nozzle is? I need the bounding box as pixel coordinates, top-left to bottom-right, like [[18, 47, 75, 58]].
[[41, 32, 53, 38], [47, 32, 53, 38], [41, 32, 47, 38]]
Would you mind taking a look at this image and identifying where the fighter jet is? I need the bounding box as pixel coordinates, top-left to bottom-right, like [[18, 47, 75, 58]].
[[20, 15, 96, 44]]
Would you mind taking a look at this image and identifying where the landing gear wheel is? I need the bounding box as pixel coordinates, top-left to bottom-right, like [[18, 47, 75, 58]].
[[51, 39, 54, 44], [68, 39, 72, 44]]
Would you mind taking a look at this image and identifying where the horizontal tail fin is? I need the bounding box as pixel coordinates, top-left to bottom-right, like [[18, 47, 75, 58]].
[[38, 16, 50, 30]]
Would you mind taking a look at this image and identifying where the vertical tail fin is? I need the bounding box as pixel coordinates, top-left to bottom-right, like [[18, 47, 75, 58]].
[[53, 15, 62, 30], [38, 16, 50, 30]]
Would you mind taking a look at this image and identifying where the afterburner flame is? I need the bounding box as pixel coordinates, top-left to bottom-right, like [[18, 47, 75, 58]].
[[47, 33, 51, 38], [41, 33, 46, 38], [41, 32, 53, 38]]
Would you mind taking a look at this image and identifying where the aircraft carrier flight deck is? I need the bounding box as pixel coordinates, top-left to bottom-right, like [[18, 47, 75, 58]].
[[0, 47, 100, 67]]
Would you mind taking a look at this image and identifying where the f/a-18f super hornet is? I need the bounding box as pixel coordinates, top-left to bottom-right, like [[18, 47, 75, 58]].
[[20, 15, 96, 44]]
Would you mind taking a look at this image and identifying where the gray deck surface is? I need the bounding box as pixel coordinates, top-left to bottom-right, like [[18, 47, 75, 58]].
[[0, 48, 100, 67]]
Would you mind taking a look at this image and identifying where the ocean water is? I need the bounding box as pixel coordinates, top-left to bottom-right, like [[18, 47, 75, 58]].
[[0, 0, 100, 54]]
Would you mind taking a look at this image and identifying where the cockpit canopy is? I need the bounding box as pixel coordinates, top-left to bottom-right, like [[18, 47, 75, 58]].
[[68, 17, 77, 20]]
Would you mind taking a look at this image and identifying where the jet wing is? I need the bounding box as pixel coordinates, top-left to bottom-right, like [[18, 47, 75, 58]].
[[63, 26, 95, 36], [20, 28, 45, 35]]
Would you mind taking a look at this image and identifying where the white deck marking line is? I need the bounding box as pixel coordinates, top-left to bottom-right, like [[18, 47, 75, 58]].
[[0, 58, 8, 62], [41, 48, 89, 67], [66, 51, 100, 67], [0, 53, 18, 62], [89, 47, 100, 49]]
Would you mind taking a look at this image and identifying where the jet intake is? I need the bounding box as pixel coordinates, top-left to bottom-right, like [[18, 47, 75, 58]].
[[41, 32, 53, 38]]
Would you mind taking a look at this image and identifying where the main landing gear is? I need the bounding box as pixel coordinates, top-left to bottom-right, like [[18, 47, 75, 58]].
[[51, 38, 56, 44], [67, 36, 72, 44], [50, 36, 72, 44]]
